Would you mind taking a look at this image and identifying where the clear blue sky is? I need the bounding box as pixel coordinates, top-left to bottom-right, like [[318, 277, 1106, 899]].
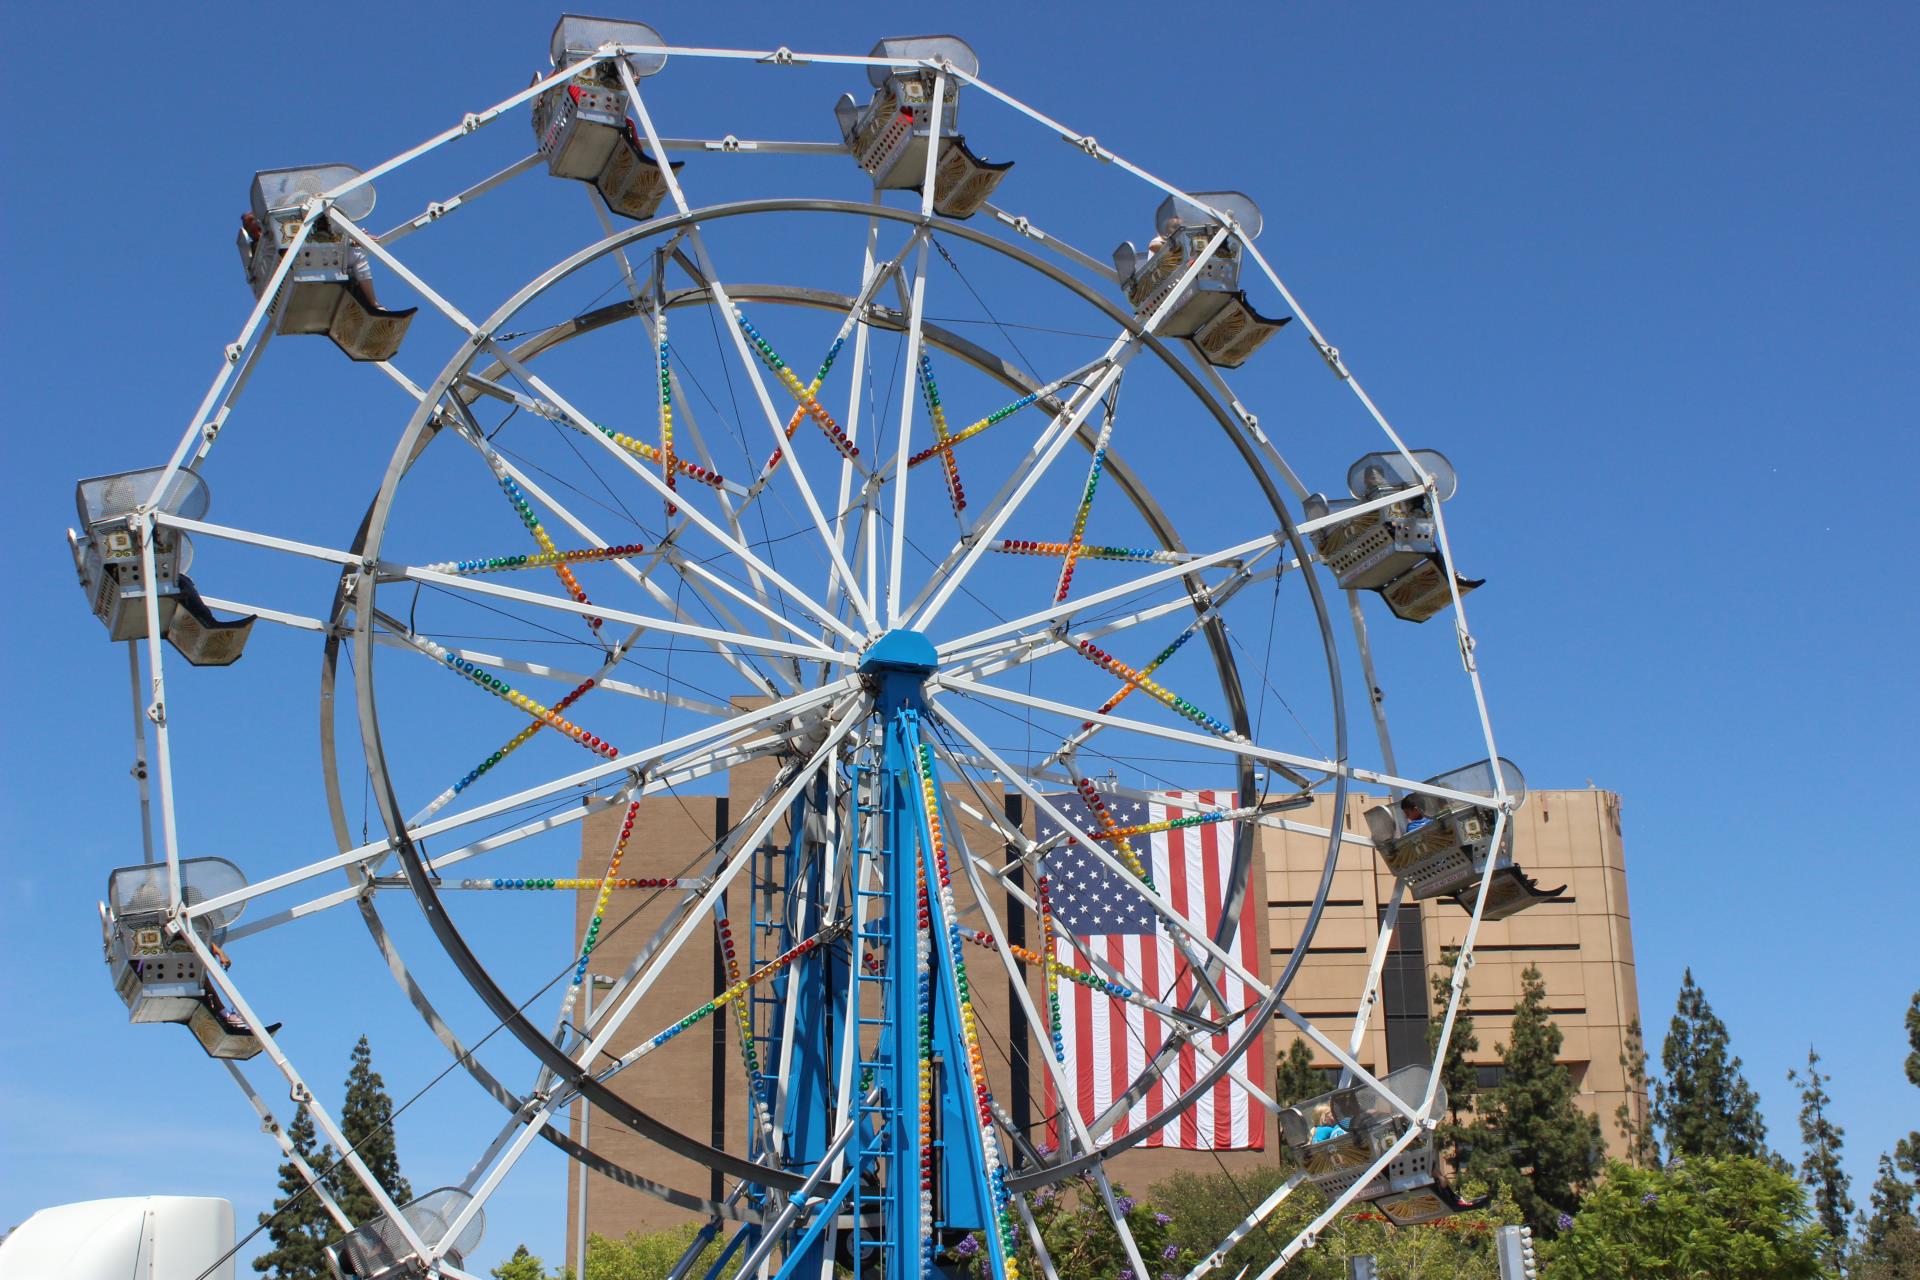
[[3, 1, 1915, 1271]]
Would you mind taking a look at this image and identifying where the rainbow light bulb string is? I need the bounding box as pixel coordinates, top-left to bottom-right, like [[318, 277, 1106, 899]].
[[955, 926, 1143, 1010], [409, 673, 606, 824], [421, 545, 648, 577], [992, 539, 1182, 564], [731, 308, 859, 459], [761, 330, 848, 476], [714, 911, 775, 1146], [657, 310, 676, 515], [1054, 417, 1112, 603], [1105, 809, 1236, 840], [1053, 624, 1206, 764], [635, 928, 838, 1059], [906, 388, 1044, 468], [1098, 805, 1250, 843], [917, 353, 966, 514], [1073, 638, 1244, 743], [1085, 625, 1198, 730], [415, 637, 616, 760], [491, 466, 601, 635], [600, 425, 728, 489], [560, 799, 641, 1023], [471, 877, 689, 890], [917, 850, 935, 1274], [914, 745, 1020, 1272], [1037, 875, 1065, 1064], [1075, 776, 1154, 891]]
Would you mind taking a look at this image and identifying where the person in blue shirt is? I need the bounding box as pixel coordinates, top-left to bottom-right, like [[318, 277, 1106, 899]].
[[1400, 793, 1434, 833], [1311, 1105, 1348, 1143]]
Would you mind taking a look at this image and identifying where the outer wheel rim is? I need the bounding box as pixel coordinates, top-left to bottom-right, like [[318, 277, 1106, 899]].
[[324, 197, 1349, 1203]]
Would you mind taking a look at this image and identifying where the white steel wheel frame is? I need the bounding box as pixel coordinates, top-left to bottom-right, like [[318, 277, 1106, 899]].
[[313, 269, 1293, 1213], [95, 34, 1522, 1280], [327, 197, 1344, 1227]]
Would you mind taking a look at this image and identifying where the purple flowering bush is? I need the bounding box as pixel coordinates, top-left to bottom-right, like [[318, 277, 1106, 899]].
[[946, 1173, 1186, 1279], [1150, 1166, 1534, 1278]]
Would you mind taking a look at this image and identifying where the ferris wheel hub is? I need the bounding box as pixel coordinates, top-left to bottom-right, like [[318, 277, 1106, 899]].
[[858, 627, 940, 677]]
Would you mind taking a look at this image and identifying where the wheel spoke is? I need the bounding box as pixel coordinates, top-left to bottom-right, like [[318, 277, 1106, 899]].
[[619, 63, 881, 636], [929, 703, 1271, 997], [911, 224, 1239, 633], [582, 694, 871, 1071], [185, 677, 860, 924]]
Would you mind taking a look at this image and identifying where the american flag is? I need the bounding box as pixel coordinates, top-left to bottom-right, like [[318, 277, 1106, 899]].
[[1038, 789, 1265, 1150]]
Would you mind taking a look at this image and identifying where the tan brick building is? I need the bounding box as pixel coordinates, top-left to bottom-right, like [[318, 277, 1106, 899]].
[[565, 779, 1640, 1264], [1260, 787, 1643, 1152]]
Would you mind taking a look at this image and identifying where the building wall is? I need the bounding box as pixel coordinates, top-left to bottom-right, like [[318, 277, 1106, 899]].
[[1258, 788, 1643, 1155], [568, 783, 1641, 1265]]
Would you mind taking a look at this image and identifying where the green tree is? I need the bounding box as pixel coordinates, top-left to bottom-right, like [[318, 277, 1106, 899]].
[[253, 1105, 341, 1280], [1900, 989, 1920, 1182], [1614, 1017, 1659, 1167], [1467, 964, 1601, 1234], [333, 1035, 412, 1227], [1153, 1165, 1316, 1278], [1152, 1166, 1525, 1280], [1274, 1037, 1320, 1108], [1858, 989, 1920, 1278], [492, 1243, 555, 1280], [1855, 1224, 1920, 1280], [1860, 1154, 1918, 1265], [1000, 1176, 1187, 1278], [1789, 1046, 1853, 1269], [1319, 1180, 1525, 1279], [1427, 946, 1480, 1172], [1652, 969, 1773, 1163], [582, 1224, 738, 1279], [1548, 1155, 1828, 1279], [1908, 989, 1920, 1088]]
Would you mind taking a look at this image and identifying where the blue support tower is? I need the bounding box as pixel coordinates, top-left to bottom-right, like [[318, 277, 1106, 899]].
[[754, 630, 1006, 1279]]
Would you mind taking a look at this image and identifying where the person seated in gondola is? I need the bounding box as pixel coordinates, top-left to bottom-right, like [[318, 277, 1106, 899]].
[[1400, 793, 1433, 832], [240, 211, 384, 309], [201, 938, 254, 1034], [1146, 212, 1181, 257], [1310, 1105, 1348, 1143]]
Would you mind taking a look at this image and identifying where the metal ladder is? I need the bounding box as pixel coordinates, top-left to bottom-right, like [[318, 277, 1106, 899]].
[[747, 816, 788, 1154], [847, 724, 895, 1276]]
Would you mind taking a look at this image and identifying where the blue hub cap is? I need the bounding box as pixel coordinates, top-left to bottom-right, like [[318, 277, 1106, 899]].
[[857, 628, 939, 676]]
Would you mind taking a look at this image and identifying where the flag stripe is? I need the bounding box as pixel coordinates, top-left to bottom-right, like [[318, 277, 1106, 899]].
[[1200, 810, 1232, 1149], [1041, 787, 1264, 1150]]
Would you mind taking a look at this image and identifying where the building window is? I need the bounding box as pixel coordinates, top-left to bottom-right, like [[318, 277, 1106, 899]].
[[1379, 906, 1430, 1072], [1475, 1064, 1507, 1089]]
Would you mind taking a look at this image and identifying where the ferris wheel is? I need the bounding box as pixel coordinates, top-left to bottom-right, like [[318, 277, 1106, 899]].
[[68, 17, 1564, 1280]]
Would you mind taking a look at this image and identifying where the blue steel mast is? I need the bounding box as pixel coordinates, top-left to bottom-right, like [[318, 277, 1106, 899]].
[[747, 629, 1015, 1279]]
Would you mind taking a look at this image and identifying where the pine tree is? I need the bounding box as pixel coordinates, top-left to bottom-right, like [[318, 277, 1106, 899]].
[[1615, 1017, 1659, 1166], [1652, 969, 1773, 1162], [1273, 1037, 1320, 1108], [1860, 1154, 1917, 1262], [253, 1106, 341, 1279], [1900, 989, 1920, 1182], [1908, 989, 1920, 1089], [1858, 989, 1920, 1277], [332, 1035, 412, 1227], [1468, 964, 1601, 1234], [1425, 947, 1479, 1172], [1788, 1046, 1852, 1269]]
